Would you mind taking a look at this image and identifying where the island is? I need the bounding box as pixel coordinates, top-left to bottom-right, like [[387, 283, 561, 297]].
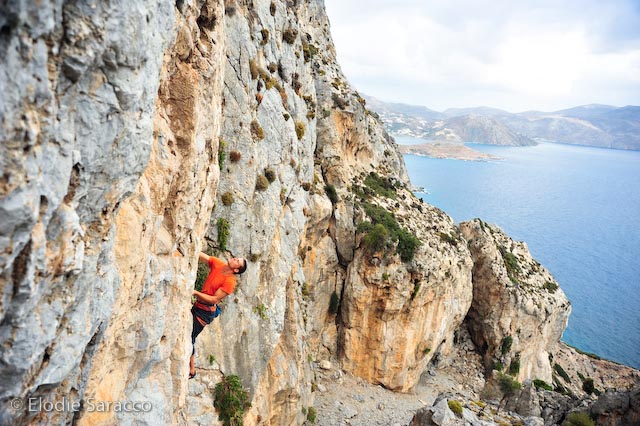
[[398, 142, 502, 161]]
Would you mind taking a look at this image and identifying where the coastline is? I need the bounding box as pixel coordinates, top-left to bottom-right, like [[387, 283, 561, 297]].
[[397, 141, 503, 161]]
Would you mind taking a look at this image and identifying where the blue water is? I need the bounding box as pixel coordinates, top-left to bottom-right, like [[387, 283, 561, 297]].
[[399, 137, 640, 369]]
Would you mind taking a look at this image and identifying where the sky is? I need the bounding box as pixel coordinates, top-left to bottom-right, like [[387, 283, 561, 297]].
[[323, 0, 640, 113]]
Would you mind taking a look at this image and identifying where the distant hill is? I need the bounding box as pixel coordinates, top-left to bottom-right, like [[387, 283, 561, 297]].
[[365, 96, 640, 150]]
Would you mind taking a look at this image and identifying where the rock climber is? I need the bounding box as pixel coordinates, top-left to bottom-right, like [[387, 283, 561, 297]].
[[189, 252, 247, 379]]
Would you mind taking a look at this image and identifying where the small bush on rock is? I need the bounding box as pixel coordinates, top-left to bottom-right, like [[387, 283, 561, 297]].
[[255, 175, 269, 191], [213, 375, 251, 426], [221, 192, 234, 206], [447, 400, 463, 417], [563, 412, 595, 426]]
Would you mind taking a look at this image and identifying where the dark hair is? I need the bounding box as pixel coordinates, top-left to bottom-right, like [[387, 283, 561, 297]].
[[235, 258, 247, 275]]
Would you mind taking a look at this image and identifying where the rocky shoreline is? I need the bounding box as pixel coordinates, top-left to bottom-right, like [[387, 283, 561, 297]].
[[398, 142, 502, 161]]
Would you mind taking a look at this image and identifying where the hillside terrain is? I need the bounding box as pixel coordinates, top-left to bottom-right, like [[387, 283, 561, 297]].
[[365, 96, 640, 150]]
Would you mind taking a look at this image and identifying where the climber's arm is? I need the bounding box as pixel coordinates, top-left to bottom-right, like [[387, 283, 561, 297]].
[[193, 288, 228, 305]]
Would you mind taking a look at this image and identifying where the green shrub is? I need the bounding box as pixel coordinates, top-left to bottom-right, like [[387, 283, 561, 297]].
[[563, 412, 595, 426], [362, 224, 389, 254], [306, 406, 317, 423], [218, 139, 227, 169], [497, 372, 522, 396], [213, 375, 251, 426], [499, 246, 521, 282], [217, 218, 230, 251], [447, 400, 463, 416], [410, 282, 421, 300], [364, 172, 397, 198], [302, 41, 318, 62], [255, 175, 269, 191], [254, 303, 267, 320], [229, 151, 241, 162], [209, 354, 216, 365], [501, 336, 513, 355], [264, 167, 276, 183], [492, 360, 504, 372], [221, 192, 234, 206], [325, 184, 338, 204], [397, 229, 421, 262], [250, 120, 264, 140], [295, 121, 305, 140], [329, 291, 340, 314], [554, 363, 571, 383], [283, 113, 290, 121], [509, 356, 521, 376], [533, 379, 553, 391], [582, 378, 595, 394], [544, 281, 559, 293], [282, 28, 297, 44], [438, 232, 457, 245], [360, 202, 420, 262]]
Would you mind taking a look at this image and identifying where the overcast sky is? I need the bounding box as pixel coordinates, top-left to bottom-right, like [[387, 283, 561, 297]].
[[324, 0, 640, 113]]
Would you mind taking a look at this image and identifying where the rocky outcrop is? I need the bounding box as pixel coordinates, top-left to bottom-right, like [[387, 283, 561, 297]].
[[590, 386, 640, 426], [459, 219, 571, 383]]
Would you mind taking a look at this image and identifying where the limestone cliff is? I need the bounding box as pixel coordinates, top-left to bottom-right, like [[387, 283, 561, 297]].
[[459, 219, 571, 384], [0, 1, 609, 426]]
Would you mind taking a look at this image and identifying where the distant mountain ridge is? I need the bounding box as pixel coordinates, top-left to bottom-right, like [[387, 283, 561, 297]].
[[365, 95, 640, 150]]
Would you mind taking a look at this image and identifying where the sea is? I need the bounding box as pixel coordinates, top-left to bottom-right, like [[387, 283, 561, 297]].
[[396, 136, 640, 369]]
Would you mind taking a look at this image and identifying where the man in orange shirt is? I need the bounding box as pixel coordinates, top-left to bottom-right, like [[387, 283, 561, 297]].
[[190, 252, 247, 378]]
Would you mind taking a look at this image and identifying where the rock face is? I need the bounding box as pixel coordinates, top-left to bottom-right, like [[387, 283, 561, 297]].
[[459, 219, 571, 383], [0, 1, 615, 426]]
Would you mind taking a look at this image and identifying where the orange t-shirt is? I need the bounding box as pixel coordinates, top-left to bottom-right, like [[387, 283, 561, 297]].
[[201, 257, 236, 297]]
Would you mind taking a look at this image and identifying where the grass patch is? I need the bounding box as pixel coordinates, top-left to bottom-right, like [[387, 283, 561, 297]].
[[250, 120, 264, 140], [254, 303, 267, 320], [295, 121, 305, 140], [218, 138, 227, 169], [508, 355, 521, 376]]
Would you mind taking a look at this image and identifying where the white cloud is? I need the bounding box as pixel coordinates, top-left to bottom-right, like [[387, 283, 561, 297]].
[[324, 0, 640, 112]]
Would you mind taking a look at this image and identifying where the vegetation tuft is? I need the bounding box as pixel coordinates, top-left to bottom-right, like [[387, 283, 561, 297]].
[[358, 202, 420, 262], [295, 121, 305, 140], [508, 355, 521, 376], [229, 151, 242, 163], [447, 400, 463, 416], [554, 363, 571, 383], [562, 412, 595, 426], [282, 28, 297, 44], [213, 375, 252, 426], [497, 372, 522, 396], [217, 218, 230, 251], [255, 175, 269, 191], [533, 379, 553, 391], [363, 172, 397, 199], [264, 167, 276, 183], [324, 184, 338, 204], [250, 120, 264, 141], [499, 246, 521, 283], [501, 336, 513, 355], [221, 192, 234, 206]]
